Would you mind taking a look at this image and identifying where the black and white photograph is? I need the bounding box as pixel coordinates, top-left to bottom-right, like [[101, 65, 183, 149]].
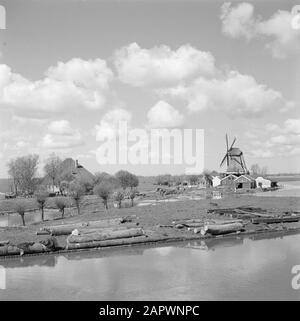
[[0, 0, 299, 304]]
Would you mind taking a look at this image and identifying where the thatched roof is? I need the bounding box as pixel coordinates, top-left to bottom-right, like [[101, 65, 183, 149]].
[[42, 158, 94, 185]]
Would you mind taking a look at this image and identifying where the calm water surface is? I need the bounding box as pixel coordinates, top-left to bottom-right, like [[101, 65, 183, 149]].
[[0, 232, 300, 300], [255, 181, 300, 197]]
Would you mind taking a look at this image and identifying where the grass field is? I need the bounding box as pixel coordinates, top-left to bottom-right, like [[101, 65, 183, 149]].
[[0, 191, 299, 248]]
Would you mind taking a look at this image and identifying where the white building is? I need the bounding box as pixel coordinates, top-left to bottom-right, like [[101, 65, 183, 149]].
[[255, 176, 271, 189], [212, 176, 221, 187]]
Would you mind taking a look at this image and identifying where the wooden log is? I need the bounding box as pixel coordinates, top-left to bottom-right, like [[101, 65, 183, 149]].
[[251, 216, 300, 224], [67, 228, 144, 244], [66, 235, 148, 250], [87, 218, 123, 227], [0, 245, 21, 256], [78, 223, 139, 235], [211, 219, 244, 225], [0, 240, 10, 246], [44, 218, 125, 235], [201, 222, 244, 236], [36, 230, 51, 235]]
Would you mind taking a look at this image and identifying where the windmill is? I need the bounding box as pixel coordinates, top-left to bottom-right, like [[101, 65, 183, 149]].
[[220, 134, 249, 175]]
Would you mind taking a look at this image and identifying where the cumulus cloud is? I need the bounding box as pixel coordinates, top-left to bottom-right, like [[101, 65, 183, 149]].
[[246, 118, 300, 157], [42, 120, 83, 149], [42, 133, 84, 150], [161, 70, 288, 117], [221, 2, 257, 40], [95, 108, 132, 140], [147, 100, 184, 128], [48, 120, 74, 136], [114, 43, 215, 87], [0, 58, 113, 118], [220, 2, 300, 59]]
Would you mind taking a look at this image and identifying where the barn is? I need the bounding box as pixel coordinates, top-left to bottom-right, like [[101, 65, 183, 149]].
[[220, 174, 238, 188], [234, 175, 255, 190]]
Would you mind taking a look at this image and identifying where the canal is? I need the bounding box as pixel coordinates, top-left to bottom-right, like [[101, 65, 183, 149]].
[[0, 232, 300, 300]]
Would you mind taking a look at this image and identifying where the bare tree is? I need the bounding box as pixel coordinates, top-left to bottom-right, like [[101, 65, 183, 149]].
[[115, 170, 139, 190], [7, 154, 39, 195], [94, 182, 113, 210], [7, 159, 21, 195], [113, 190, 124, 208], [13, 200, 27, 226], [35, 188, 48, 221], [55, 197, 68, 218], [44, 154, 62, 191], [69, 181, 85, 215], [129, 188, 138, 207], [250, 164, 268, 176]]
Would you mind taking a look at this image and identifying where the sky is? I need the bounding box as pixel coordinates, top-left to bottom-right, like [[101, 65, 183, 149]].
[[0, 0, 299, 177]]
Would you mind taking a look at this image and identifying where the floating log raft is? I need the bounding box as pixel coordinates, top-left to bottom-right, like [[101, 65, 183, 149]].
[[67, 228, 144, 244], [201, 222, 244, 236], [43, 218, 129, 236], [251, 216, 300, 225]]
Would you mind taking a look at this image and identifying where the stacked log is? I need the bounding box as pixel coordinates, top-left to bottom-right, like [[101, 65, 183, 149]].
[[200, 222, 244, 236], [0, 245, 21, 256], [67, 228, 144, 244], [251, 216, 300, 224], [43, 218, 127, 236]]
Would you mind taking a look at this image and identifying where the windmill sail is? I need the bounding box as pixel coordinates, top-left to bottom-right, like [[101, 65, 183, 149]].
[[220, 135, 248, 174]]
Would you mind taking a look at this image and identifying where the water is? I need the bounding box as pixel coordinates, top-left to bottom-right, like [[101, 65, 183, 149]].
[[255, 181, 300, 197], [1, 232, 300, 300]]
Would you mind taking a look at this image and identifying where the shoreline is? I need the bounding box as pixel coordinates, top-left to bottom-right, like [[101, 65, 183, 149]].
[[1, 223, 300, 261], [1, 194, 299, 259]]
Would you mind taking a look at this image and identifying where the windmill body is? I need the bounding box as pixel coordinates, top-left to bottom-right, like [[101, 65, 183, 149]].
[[220, 135, 249, 176]]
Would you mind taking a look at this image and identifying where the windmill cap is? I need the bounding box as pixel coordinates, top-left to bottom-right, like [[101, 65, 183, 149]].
[[228, 147, 242, 156]]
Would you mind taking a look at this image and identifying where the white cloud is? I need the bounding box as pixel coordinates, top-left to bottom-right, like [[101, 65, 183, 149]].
[[221, 2, 257, 40], [42, 120, 83, 150], [246, 118, 300, 157], [147, 100, 184, 128], [161, 70, 287, 117], [42, 132, 84, 150], [220, 2, 300, 59], [48, 120, 74, 136], [114, 43, 215, 87], [0, 58, 113, 118], [95, 108, 132, 140]]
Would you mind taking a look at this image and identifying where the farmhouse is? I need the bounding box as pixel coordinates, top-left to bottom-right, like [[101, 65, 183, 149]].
[[42, 158, 95, 193]]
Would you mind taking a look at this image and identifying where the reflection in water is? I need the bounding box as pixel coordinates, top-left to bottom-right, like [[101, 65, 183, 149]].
[[0, 232, 300, 300]]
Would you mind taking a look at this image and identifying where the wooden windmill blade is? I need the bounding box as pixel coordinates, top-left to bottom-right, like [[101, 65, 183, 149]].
[[220, 134, 230, 167]]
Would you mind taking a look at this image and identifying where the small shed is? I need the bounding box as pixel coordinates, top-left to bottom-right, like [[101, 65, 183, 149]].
[[255, 177, 271, 189], [220, 174, 238, 188], [212, 176, 221, 187], [234, 175, 255, 190]]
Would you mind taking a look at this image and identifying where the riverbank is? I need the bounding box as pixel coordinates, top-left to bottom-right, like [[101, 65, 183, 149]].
[[0, 194, 299, 258]]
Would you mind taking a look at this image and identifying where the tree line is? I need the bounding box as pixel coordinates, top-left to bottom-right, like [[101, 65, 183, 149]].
[[6, 153, 140, 226]]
